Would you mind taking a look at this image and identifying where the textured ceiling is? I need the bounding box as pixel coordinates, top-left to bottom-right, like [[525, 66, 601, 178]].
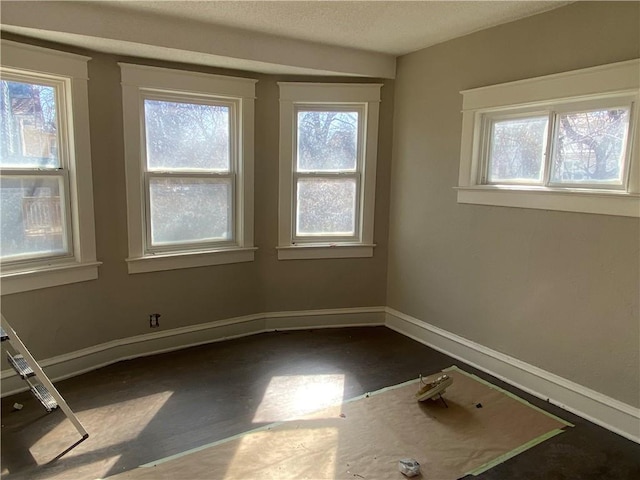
[[1, 1, 573, 77], [99, 0, 571, 56]]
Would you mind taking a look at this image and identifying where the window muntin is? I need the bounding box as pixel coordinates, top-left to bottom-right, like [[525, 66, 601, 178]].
[[141, 93, 237, 253], [0, 75, 73, 264], [293, 106, 363, 242], [481, 99, 635, 191]]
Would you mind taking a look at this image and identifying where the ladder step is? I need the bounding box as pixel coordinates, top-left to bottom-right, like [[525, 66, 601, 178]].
[[30, 384, 59, 412], [0, 326, 8, 342], [7, 353, 35, 379], [2, 315, 87, 438]]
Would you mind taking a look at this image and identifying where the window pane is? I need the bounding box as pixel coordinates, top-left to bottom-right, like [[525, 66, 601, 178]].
[[144, 99, 230, 171], [149, 177, 232, 246], [297, 111, 358, 171], [296, 178, 356, 236], [0, 80, 59, 168], [551, 108, 630, 185], [487, 116, 548, 183], [0, 176, 68, 260]]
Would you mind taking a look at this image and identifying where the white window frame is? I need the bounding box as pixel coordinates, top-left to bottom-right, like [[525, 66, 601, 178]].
[[120, 64, 257, 274], [457, 59, 640, 217], [277, 83, 382, 260], [0, 40, 100, 295]]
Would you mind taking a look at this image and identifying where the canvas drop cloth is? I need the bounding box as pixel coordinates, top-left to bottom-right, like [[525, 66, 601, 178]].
[[106, 366, 572, 480]]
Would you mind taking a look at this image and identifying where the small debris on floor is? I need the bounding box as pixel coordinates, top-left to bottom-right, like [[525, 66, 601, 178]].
[[340, 413, 346, 418], [475, 403, 483, 408], [12, 403, 23, 411], [398, 458, 420, 477]]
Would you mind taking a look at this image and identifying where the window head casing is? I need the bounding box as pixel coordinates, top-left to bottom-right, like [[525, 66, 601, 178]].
[[457, 60, 639, 217], [278, 83, 382, 260], [0, 40, 99, 294], [120, 64, 257, 273]]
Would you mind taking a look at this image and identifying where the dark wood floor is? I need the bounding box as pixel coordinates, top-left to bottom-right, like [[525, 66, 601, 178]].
[[1, 327, 639, 479]]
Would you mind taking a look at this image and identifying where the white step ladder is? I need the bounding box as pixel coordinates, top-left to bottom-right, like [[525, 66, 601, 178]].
[[1, 314, 88, 444]]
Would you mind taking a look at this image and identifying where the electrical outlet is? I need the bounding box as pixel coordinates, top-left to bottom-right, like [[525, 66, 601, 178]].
[[149, 313, 161, 328]]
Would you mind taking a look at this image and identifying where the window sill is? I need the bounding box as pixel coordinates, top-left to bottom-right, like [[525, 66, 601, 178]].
[[455, 186, 640, 217], [277, 244, 375, 260], [126, 247, 257, 274], [1, 260, 102, 295]]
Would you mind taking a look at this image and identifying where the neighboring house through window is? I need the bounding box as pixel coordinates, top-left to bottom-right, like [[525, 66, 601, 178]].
[[119, 64, 257, 273], [277, 82, 382, 259], [0, 40, 99, 294]]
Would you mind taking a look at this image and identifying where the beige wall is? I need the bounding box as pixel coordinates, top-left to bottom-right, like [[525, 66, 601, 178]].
[[2, 1, 638, 411], [0, 37, 392, 360], [388, 1, 640, 407], [254, 75, 393, 313]]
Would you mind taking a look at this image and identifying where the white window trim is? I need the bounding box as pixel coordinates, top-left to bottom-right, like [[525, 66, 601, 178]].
[[277, 82, 382, 260], [119, 64, 257, 274], [0, 40, 100, 295], [457, 59, 640, 217]]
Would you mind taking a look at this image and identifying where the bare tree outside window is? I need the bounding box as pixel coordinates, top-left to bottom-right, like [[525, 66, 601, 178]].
[[552, 108, 630, 184], [295, 110, 359, 237], [484, 106, 631, 188], [149, 178, 231, 245], [297, 178, 356, 235], [142, 98, 234, 248], [488, 116, 548, 183], [144, 99, 229, 171], [297, 111, 358, 171]]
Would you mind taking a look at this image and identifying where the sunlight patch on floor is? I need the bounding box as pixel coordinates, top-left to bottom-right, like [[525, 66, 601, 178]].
[[252, 374, 345, 422], [29, 391, 173, 466]]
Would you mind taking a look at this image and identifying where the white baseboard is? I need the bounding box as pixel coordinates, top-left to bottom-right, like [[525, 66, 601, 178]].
[[3, 305, 638, 444], [0, 307, 385, 397], [385, 307, 640, 444]]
